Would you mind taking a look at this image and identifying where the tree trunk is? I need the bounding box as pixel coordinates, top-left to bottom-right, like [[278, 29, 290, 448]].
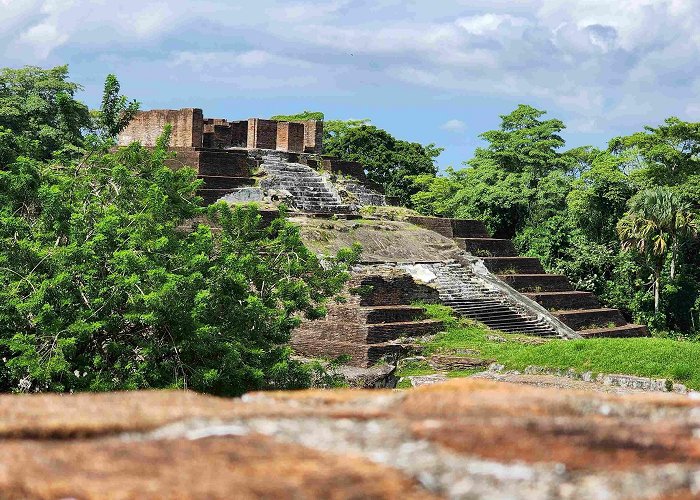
[[654, 264, 661, 314], [670, 239, 677, 280]]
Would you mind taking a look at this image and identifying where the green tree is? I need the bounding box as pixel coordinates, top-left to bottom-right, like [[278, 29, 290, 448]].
[[0, 65, 90, 161], [0, 72, 357, 395], [617, 187, 699, 313], [566, 149, 636, 244], [324, 120, 442, 206], [95, 74, 140, 139], [610, 117, 700, 189], [270, 111, 325, 121], [470, 104, 569, 178]]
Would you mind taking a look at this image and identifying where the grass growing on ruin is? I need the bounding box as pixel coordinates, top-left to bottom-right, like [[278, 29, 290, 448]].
[[425, 321, 700, 389]]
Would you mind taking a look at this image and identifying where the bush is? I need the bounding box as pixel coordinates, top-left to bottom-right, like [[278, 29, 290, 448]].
[[0, 131, 357, 396]]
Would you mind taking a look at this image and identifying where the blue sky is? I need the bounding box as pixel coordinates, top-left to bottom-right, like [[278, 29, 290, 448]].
[[1, 0, 699, 170]]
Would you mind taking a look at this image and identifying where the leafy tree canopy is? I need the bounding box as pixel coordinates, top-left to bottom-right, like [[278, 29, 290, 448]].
[[411, 104, 700, 335], [324, 120, 442, 206], [0, 68, 356, 395], [0, 65, 90, 161], [270, 111, 325, 121]]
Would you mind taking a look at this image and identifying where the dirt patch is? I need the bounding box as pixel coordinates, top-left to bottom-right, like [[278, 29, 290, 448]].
[[291, 216, 461, 262]]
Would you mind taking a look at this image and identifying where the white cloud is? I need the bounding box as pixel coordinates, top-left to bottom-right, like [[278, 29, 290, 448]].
[[456, 14, 529, 35], [0, 0, 699, 134], [441, 119, 466, 132], [19, 22, 68, 59]]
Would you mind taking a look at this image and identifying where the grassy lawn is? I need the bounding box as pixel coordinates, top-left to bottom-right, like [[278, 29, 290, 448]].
[[399, 305, 700, 389]]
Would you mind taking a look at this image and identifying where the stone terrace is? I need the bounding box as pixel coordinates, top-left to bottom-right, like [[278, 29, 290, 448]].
[[408, 216, 649, 339]]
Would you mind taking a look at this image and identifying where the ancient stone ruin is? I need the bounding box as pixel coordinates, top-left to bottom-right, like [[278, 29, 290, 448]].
[[118, 108, 376, 208], [117, 108, 649, 372]]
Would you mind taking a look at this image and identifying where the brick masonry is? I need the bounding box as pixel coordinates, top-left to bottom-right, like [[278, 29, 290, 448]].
[[118, 108, 204, 148], [296, 120, 324, 153], [247, 118, 278, 150], [231, 120, 248, 147], [321, 158, 366, 180], [276, 122, 305, 153], [118, 109, 325, 155], [292, 266, 442, 367]]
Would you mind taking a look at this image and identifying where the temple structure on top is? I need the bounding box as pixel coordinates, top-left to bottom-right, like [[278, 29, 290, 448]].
[[117, 108, 323, 154]]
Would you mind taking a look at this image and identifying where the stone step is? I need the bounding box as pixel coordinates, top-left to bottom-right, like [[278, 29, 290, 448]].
[[498, 274, 573, 293], [524, 291, 601, 311], [456, 238, 518, 257], [362, 305, 427, 324], [366, 319, 444, 343], [196, 152, 253, 177], [197, 176, 255, 190], [577, 324, 650, 338], [553, 308, 627, 331], [480, 257, 545, 274], [406, 216, 490, 238], [290, 338, 405, 368]]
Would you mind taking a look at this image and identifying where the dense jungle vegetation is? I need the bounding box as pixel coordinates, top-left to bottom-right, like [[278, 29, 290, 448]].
[[0, 66, 357, 395], [1, 64, 698, 395], [309, 106, 700, 338]]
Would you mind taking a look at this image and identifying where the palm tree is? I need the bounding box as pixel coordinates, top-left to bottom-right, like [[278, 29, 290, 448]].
[[617, 187, 698, 313]]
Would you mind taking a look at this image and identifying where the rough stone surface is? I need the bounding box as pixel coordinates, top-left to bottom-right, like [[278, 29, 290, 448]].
[[117, 108, 204, 148], [4, 380, 700, 499]]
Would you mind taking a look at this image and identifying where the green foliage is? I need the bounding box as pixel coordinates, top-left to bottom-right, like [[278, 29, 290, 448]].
[[0, 69, 357, 395], [617, 187, 699, 313], [411, 104, 700, 335], [324, 120, 442, 206], [0, 65, 90, 161], [270, 111, 325, 121], [95, 74, 140, 139]]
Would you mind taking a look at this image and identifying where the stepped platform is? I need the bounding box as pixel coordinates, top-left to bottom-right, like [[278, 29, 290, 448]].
[[423, 262, 561, 337], [523, 291, 601, 310], [497, 274, 573, 293], [292, 265, 444, 367], [553, 308, 627, 330], [481, 256, 545, 274], [406, 216, 490, 238], [407, 216, 650, 340], [578, 324, 650, 338], [455, 237, 517, 256]]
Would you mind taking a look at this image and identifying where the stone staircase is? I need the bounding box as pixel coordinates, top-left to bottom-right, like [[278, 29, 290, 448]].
[[408, 216, 649, 339], [292, 266, 444, 367], [421, 262, 560, 337], [259, 151, 350, 213]]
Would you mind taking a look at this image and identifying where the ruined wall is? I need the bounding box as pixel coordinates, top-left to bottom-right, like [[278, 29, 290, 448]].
[[276, 122, 305, 153], [292, 266, 441, 366], [321, 158, 366, 180], [203, 119, 234, 149], [294, 120, 323, 153], [231, 120, 248, 147], [117, 109, 204, 148], [247, 118, 278, 150]]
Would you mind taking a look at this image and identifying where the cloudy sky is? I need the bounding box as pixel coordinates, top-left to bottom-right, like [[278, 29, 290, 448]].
[[1, 0, 699, 169]]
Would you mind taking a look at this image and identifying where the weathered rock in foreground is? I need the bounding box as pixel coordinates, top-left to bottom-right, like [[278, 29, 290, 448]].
[[2, 379, 700, 499]]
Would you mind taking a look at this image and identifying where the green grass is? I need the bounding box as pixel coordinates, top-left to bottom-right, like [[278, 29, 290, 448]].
[[427, 322, 700, 389], [396, 360, 434, 378]]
